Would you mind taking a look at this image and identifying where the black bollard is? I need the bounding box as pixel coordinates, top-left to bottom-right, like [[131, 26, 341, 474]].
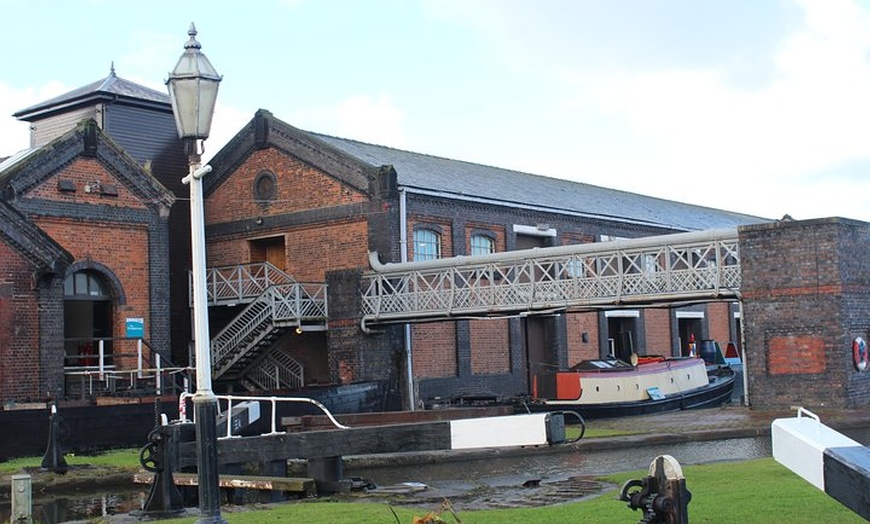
[[619, 455, 691, 524], [41, 404, 68, 474], [139, 418, 188, 517]]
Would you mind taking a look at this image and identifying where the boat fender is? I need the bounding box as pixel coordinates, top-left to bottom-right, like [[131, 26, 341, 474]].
[[853, 337, 868, 371]]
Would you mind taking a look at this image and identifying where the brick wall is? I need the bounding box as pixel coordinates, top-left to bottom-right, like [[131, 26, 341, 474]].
[[29, 158, 147, 210], [644, 309, 672, 354], [0, 243, 42, 401], [10, 147, 174, 397], [469, 319, 510, 374], [412, 323, 457, 378], [35, 217, 152, 341], [707, 302, 732, 347], [740, 218, 870, 409], [205, 148, 367, 223], [566, 311, 599, 364]]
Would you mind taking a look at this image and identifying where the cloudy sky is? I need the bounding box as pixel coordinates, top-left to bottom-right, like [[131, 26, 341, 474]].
[[2, 0, 869, 222]]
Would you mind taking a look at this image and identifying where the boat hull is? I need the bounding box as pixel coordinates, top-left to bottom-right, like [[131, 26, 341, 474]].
[[517, 366, 736, 419]]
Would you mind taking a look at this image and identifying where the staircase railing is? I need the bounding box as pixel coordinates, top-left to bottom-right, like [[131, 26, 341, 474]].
[[210, 282, 328, 379], [194, 262, 297, 306], [245, 351, 305, 391]]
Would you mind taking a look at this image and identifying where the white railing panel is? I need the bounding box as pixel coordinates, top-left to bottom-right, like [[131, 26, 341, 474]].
[[361, 229, 740, 325]]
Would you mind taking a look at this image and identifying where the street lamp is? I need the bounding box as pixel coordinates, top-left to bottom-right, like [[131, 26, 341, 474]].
[[166, 22, 224, 524]]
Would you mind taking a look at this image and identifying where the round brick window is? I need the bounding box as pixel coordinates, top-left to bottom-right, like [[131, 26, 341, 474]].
[[254, 170, 277, 201]]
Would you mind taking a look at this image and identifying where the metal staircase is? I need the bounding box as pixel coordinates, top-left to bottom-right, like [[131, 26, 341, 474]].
[[360, 228, 741, 329], [239, 349, 305, 392], [193, 263, 327, 389]]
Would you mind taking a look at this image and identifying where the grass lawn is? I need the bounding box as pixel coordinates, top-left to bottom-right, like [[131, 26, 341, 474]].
[[1, 445, 863, 523], [154, 459, 864, 524]]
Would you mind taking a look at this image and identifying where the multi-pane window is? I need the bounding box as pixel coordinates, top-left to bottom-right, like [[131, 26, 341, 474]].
[[64, 271, 109, 298], [470, 234, 495, 256], [413, 229, 441, 261]]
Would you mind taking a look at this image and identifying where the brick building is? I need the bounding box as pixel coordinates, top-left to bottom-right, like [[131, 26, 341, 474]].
[[201, 109, 762, 408], [0, 71, 185, 403], [0, 119, 175, 402], [5, 74, 868, 412]]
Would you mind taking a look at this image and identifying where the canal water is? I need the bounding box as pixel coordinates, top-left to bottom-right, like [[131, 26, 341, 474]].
[[3, 428, 868, 522]]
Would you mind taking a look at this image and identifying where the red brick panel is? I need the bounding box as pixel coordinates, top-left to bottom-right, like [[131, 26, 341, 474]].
[[205, 148, 367, 224], [707, 302, 732, 345], [0, 243, 41, 400], [28, 158, 147, 210], [469, 319, 509, 374], [412, 323, 457, 378], [566, 312, 599, 364], [643, 308, 672, 354], [768, 336, 826, 375]]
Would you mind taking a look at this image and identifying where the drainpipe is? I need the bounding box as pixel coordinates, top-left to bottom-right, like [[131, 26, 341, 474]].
[[738, 299, 750, 407], [399, 188, 416, 410]]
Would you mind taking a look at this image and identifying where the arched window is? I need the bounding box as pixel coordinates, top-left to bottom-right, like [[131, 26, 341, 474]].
[[64, 271, 110, 299], [470, 234, 495, 256], [413, 229, 441, 261]]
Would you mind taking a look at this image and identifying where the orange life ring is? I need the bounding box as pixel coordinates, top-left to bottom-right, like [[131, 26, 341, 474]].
[[853, 337, 868, 371]]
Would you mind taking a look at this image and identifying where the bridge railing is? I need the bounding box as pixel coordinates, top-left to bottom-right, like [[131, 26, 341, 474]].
[[361, 228, 740, 326]]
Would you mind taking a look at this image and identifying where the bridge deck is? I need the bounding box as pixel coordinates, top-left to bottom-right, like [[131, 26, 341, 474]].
[[361, 228, 741, 328]]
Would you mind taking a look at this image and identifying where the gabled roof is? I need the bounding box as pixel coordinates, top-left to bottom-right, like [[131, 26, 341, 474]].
[[13, 68, 171, 121], [205, 109, 378, 196], [0, 199, 72, 274], [208, 109, 767, 232], [0, 119, 175, 210]]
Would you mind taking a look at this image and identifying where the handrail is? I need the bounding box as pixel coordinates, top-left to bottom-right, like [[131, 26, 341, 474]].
[[178, 392, 350, 438], [361, 228, 740, 326], [63, 336, 192, 397]]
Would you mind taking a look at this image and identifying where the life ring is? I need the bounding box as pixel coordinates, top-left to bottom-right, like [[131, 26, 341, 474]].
[[853, 337, 868, 371]]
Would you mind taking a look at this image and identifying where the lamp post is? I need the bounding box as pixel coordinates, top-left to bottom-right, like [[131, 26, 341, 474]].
[[166, 23, 224, 524]]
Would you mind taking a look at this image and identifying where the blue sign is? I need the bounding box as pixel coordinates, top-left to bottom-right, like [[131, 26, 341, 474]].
[[126, 317, 145, 338]]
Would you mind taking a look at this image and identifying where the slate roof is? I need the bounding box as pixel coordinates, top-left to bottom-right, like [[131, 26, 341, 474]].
[[311, 133, 767, 232], [13, 68, 170, 121]]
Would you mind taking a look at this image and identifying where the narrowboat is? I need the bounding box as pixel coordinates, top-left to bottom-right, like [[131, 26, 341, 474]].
[[517, 355, 736, 419]]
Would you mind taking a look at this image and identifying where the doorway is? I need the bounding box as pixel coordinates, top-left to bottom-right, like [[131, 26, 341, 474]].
[[678, 317, 703, 357], [250, 236, 286, 271], [607, 316, 637, 361], [64, 271, 113, 367]]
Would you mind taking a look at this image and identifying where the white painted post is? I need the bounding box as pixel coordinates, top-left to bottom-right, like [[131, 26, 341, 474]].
[[155, 353, 162, 395], [138, 339, 143, 379], [98, 340, 105, 381], [11, 473, 32, 523]]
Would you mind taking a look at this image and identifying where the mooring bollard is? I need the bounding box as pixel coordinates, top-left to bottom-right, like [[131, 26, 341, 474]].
[[11, 473, 32, 524], [138, 414, 188, 517], [619, 455, 691, 524], [40, 404, 68, 474]]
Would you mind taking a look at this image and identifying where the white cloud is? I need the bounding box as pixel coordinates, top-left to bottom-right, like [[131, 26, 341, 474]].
[[203, 102, 254, 162], [287, 94, 408, 148], [332, 94, 407, 147], [0, 81, 71, 157], [539, 0, 870, 220]]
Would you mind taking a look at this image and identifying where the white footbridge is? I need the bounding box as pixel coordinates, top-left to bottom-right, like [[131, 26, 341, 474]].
[[361, 228, 741, 329]]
